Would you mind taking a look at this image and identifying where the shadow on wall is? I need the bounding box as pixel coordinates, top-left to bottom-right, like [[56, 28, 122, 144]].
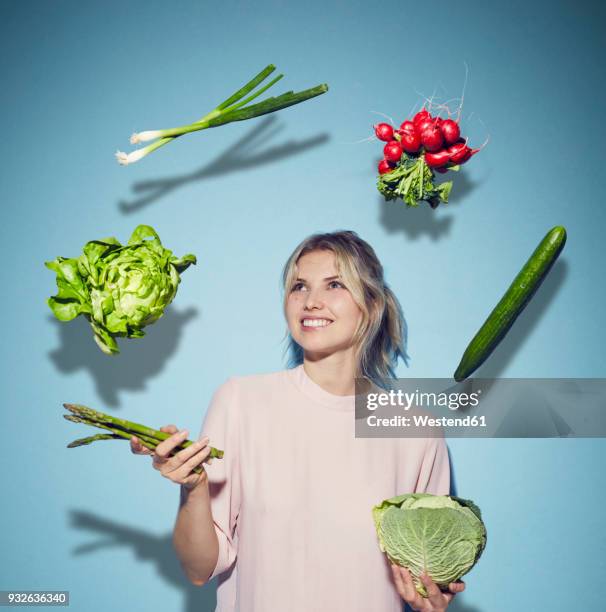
[[48, 306, 198, 408], [447, 446, 458, 498], [69, 509, 217, 612], [377, 167, 485, 241], [473, 259, 569, 378], [70, 506, 484, 612], [439, 599, 483, 612], [118, 116, 330, 214]]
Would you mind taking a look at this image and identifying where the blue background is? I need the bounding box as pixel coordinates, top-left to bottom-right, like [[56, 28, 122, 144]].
[[1, 0, 605, 610]]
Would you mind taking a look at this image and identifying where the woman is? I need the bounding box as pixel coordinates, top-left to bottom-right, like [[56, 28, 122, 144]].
[[131, 231, 465, 611]]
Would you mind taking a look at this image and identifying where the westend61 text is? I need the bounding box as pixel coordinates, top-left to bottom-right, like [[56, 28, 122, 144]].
[[367, 415, 488, 428], [366, 390, 481, 411]]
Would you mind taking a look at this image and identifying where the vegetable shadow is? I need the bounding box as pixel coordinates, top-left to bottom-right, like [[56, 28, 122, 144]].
[[377, 169, 482, 241], [70, 507, 483, 612], [470, 259, 568, 378], [48, 306, 198, 407], [69, 509, 217, 612], [118, 116, 329, 214], [448, 446, 458, 498]]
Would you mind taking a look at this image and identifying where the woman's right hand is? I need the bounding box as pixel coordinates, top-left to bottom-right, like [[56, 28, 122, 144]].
[[130, 425, 213, 490]]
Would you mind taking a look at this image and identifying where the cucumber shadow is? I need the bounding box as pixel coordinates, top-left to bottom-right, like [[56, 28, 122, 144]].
[[47, 306, 198, 408], [118, 116, 329, 214], [69, 509, 217, 612], [378, 169, 483, 241], [471, 259, 569, 378]]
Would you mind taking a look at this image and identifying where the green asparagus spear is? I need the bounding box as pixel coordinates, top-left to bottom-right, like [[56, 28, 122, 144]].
[[67, 433, 122, 447], [63, 413, 210, 474], [63, 403, 223, 459]]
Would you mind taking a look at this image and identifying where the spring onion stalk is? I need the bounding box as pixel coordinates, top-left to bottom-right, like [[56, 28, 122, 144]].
[[63, 403, 223, 474], [116, 64, 328, 165]]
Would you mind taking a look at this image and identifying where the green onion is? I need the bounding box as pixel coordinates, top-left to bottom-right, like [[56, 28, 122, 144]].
[[116, 64, 328, 165]]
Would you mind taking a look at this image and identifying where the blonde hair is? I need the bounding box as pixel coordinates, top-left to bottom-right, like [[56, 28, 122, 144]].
[[282, 230, 408, 381]]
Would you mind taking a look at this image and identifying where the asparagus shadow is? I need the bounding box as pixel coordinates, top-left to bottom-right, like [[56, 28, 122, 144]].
[[69, 509, 217, 612], [118, 116, 330, 214], [48, 306, 198, 408]]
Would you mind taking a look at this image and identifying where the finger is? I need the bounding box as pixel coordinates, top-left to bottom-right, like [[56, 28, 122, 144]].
[[173, 436, 210, 462], [391, 565, 418, 605], [167, 445, 212, 479], [421, 572, 444, 606], [182, 472, 203, 490], [130, 436, 153, 455], [160, 424, 178, 434], [397, 566, 424, 607], [155, 436, 209, 472], [442, 593, 455, 604], [155, 429, 190, 459], [448, 580, 465, 594], [390, 564, 408, 600]]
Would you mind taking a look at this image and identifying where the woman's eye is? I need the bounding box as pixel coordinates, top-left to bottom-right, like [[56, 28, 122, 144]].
[[291, 282, 306, 292], [328, 280, 344, 289]]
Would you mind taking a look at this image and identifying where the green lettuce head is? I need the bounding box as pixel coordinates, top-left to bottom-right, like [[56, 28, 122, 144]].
[[45, 225, 196, 354], [373, 493, 486, 597]]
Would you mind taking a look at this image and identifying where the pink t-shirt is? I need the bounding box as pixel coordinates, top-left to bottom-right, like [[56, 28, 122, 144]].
[[199, 365, 450, 612]]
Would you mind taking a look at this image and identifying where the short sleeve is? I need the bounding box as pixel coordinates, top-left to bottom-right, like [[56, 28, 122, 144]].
[[415, 437, 451, 495], [198, 378, 241, 581]]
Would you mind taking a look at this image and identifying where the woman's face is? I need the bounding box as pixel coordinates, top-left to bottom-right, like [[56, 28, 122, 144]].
[[285, 249, 363, 358]]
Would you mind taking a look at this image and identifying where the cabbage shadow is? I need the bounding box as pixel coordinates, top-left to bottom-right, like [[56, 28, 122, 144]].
[[69, 509, 217, 612], [48, 306, 198, 407], [118, 116, 329, 214]]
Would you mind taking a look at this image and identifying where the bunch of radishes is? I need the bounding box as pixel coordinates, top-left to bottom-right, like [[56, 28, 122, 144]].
[[375, 109, 479, 175]]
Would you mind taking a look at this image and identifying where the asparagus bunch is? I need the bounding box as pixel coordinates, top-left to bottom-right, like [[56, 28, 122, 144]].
[[116, 64, 329, 165], [63, 403, 223, 475]]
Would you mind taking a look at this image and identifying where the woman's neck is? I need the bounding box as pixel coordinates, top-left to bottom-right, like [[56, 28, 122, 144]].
[[303, 350, 357, 396]]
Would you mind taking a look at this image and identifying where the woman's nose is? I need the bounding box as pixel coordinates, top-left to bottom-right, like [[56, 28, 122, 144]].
[[304, 289, 323, 310]]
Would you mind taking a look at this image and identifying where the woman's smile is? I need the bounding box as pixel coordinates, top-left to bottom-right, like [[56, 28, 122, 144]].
[[301, 317, 334, 330]]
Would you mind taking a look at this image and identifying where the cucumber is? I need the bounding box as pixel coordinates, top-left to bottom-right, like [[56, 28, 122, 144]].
[[453, 226, 567, 382]]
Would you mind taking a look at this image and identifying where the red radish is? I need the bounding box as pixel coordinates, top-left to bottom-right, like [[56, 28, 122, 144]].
[[440, 119, 460, 145], [416, 118, 435, 134], [399, 120, 416, 135], [413, 109, 431, 126], [420, 126, 444, 152], [383, 141, 403, 162], [460, 147, 480, 164], [374, 123, 394, 142], [425, 149, 451, 168], [378, 159, 393, 174], [400, 130, 421, 153], [448, 142, 479, 164], [447, 141, 467, 157]]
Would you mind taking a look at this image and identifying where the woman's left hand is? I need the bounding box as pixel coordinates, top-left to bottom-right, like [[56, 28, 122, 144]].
[[390, 564, 465, 611]]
